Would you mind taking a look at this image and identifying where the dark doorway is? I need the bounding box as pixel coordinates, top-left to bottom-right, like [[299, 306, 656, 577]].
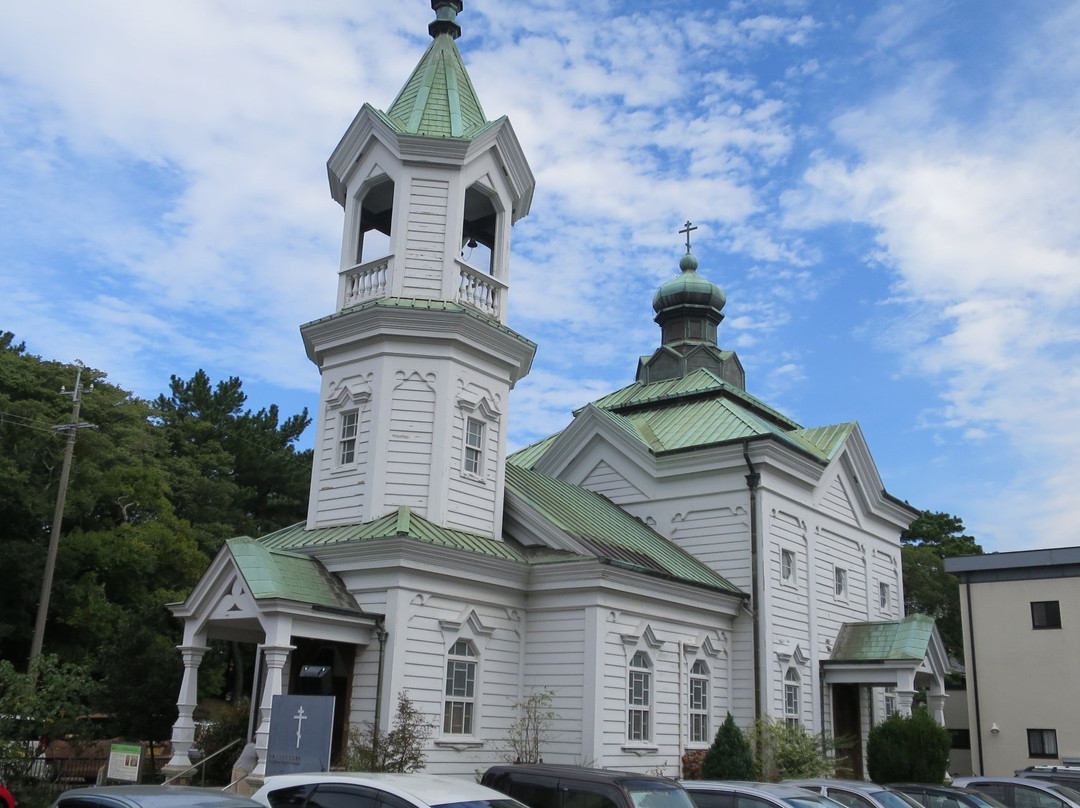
[[832, 683, 863, 778], [289, 640, 355, 764]]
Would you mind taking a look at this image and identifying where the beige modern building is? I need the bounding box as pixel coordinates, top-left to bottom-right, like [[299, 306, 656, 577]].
[[946, 547, 1080, 775]]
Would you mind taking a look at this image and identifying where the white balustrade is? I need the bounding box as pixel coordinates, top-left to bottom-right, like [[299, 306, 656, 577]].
[[456, 260, 505, 319], [339, 256, 392, 309]]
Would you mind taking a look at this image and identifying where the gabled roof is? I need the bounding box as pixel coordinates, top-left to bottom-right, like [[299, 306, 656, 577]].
[[385, 33, 489, 139], [225, 537, 362, 612], [830, 614, 937, 662], [511, 368, 856, 467], [257, 507, 526, 563], [505, 463, 743, 596]]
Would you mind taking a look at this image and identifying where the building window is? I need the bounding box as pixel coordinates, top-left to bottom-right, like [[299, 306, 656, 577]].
[[784, 669, 801, 727], [464, 418, 485, 476], [834, 567, 848, 598], [1031, 601, 1062, 630], [1028, 728, 1058, 758], [879, 582, 890, 610], [628, 651, 651, 742], [781, 549, 795, 583], [689, 660, 709, 744], [884, 687, 897, 717], [338, 410, 359, 465], [443, 639, 476, 735]]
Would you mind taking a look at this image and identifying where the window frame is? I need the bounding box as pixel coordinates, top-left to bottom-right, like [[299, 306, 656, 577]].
[[834, 567, 848, 599], [879, 581, 890, 611], [1027, 728, 1059, 758], [784, 668, 801, 727], [443, 639, 478, 736], [689, 660, 710, 744], [1031, 601, 1062, 630], [627, 651, 652, 743], [338, 409, 359, 467], [463, 417, 485, 477], [781, 549, 796, 585]]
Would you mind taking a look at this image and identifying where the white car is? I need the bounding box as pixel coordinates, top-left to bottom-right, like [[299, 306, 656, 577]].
[[251, 772, 532, 808]]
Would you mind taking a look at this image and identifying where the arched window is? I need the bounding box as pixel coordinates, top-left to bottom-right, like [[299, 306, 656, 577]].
[[689, 660, 709, 744], [628, 651, 652, 742], [356, 178, 394, 264], [784, 668, 801, 727], [443, 639, 477, 735]]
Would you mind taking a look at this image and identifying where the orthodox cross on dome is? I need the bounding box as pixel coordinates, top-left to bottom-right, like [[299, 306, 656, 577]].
[[679, 220, 697, 254]]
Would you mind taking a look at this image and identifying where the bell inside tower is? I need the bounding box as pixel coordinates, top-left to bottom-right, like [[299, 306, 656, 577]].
[[356, 177, 395, 264], [461, 183, 497, 273]]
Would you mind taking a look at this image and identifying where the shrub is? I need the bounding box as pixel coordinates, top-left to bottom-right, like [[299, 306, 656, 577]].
[[342, 691, 434, 772], [748, 717, 837, 782], [192, 699, 250, 785], [701, 713, 755, 780], [681, 749, 706, 779], [866, 708, 950, 784]]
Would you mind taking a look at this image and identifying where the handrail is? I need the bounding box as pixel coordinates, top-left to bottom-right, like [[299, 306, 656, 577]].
[[162, 737, 243, 786]]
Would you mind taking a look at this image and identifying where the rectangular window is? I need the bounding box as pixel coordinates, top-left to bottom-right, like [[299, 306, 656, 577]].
[[443, 640, 476, 735], [781, 549, 795, 583], [879, 581, 890, 610], [1028, 728, 1058, 758], [884, 688, 897, 717], [464, 418, 485, 476], [338, 410, 359, 465], [1031, 601, 1062, 629], [834, 567, 848, 598], [784, 673, 801, 728]]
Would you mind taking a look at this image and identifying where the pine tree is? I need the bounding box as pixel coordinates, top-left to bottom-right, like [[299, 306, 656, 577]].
[[701, 712, 755, 780]]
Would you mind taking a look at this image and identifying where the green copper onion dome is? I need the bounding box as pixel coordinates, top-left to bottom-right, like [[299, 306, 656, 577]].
[[652, 251, 726, 317]]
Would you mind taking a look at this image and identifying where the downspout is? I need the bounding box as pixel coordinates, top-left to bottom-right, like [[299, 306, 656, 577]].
[[964, 578, 985, 774], [372, 619, 389, 758], [743, 442, 763, 724]]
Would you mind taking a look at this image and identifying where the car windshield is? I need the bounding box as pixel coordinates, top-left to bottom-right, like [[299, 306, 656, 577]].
[[870, 792, 924, 808], [626, 782, 698, 808], [961, 792, 1010, 808]]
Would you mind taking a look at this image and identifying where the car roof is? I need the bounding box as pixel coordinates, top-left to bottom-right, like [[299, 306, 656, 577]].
[[785, 781, 894, 793], [683, 782, 823, 798], [485, 765, 678, 785], [256, 773, 514, 805], [52, 785, 263, 808]]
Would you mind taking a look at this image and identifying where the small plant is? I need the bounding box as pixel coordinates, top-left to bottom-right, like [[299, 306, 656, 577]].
[[681, 749, 706, 779], [497, 688, 556, 764], [747, 717, 838, 782], [701, 713, 755, 780], [192, 698, 250, 784], [866, 708, 950, 784], [343, 691, 434, 772]]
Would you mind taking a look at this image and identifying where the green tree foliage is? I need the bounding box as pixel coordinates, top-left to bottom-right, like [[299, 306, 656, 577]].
[[747, 717, 837, 782], [192, 699, 252, 785], [499, 688, 557, 764], [901, 511, 982, 660], [343, 691, 434, 772], [700, 712, 755, 780], [866, 708, 951, 784]]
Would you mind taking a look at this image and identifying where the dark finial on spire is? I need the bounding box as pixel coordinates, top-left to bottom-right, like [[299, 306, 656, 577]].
[[430, 1, 463, 40], [679, 220, 698, 255]]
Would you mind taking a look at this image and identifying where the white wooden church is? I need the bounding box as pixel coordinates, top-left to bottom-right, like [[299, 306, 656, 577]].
[[164, 1, 948, 783]]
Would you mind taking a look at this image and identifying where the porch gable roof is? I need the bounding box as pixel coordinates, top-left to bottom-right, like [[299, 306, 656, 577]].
[[226, 537, 362, 613]]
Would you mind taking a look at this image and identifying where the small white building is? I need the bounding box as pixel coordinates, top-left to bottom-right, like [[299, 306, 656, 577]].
[[165, 0, 946, 783]]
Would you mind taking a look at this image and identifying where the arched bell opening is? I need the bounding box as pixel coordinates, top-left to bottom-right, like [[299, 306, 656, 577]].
[[356, 177, 394, 264], [461, 184, 498, 274]]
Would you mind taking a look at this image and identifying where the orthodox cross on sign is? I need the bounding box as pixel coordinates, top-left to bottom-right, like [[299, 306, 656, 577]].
[[294, 706, 307, 748], [679, 220, 697, 254]]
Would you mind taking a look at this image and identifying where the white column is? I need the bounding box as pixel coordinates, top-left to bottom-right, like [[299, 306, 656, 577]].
[[896, 689, 918, 717], [252, 644, 295, 779], [164, 644, 209, 771], [928, 692, 948, 725]]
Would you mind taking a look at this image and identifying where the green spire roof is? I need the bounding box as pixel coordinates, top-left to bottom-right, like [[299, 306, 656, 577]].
[[385, 29, 489, 139]]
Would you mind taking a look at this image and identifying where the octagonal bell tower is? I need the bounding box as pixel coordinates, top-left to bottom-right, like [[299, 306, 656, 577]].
[[302, 1, 536, 539]]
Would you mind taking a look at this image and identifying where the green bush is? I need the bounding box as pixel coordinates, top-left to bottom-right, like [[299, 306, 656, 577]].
[[700, 713, 755, 780], [748, 717, 837, 782], [866, 708, 950, 784], [192, 699, 250, 785]]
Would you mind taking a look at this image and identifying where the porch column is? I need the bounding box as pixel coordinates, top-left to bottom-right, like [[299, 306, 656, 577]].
[[927, 692, 948, 725], [164, 644, 209, 772], [896, 689, 917, 717], [252, 643, 295, 779]]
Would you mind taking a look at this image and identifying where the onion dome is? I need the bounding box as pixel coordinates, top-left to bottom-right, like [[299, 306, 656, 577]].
[[652, 251, 726, 317]]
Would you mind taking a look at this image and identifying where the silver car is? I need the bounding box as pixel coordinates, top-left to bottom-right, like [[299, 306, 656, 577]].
[[50, 785, 263, 808], [951, 777, 1080, 808], [682, 780, 849, 808], [783, 780, 925, 808]]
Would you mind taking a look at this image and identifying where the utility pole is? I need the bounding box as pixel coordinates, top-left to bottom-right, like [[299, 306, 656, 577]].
[[28, 361, 93, 669]]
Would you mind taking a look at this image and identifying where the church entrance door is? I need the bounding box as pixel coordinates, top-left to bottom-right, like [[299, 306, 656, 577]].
[[832, 683, 862, 778]]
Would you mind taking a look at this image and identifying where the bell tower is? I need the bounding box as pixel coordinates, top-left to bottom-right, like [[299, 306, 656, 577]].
[[301, 0, 536, 539]]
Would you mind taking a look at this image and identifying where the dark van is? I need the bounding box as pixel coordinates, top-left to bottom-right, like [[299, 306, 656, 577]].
[[481, 764, 696, 808]]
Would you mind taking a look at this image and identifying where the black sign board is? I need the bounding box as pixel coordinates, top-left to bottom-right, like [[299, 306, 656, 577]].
[[265, 695, 335, 775]]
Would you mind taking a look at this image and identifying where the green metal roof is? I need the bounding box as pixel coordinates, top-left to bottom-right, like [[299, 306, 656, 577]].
[[385, 32, 489, 139], [256, 508, 526, 563], [830, 614, 937, 662], [226, 537, 362, 612], [506, 464, 743, 596]]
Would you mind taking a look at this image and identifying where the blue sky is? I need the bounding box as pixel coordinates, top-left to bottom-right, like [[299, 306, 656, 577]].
[[2, 1, 1078, 553]]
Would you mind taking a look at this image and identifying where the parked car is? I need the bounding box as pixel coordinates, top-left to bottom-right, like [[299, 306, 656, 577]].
[[890, 783, 1010, 808], [0, 774, 15, 808], [681, 780, 848, 808], [951, 777, 1080, 808], [49, 785, 263, 808], [252, 772, 531, 808], [783, 780, 924, 808], [482, 764, 696, 808], [1016, 770, 1080, 791]]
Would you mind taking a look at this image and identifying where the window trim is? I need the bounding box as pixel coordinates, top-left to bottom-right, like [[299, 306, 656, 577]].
[[627, 650, 653, 744], [781, 549, 796, 585], [464, 417, 485, 478], [834, 566, 848, 599], [689, 659, 709, 745], [784, 668, 801, 727], [879, 581, 890, 611], [443, 639, 477, 736], [338, 408, 359, 467]]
